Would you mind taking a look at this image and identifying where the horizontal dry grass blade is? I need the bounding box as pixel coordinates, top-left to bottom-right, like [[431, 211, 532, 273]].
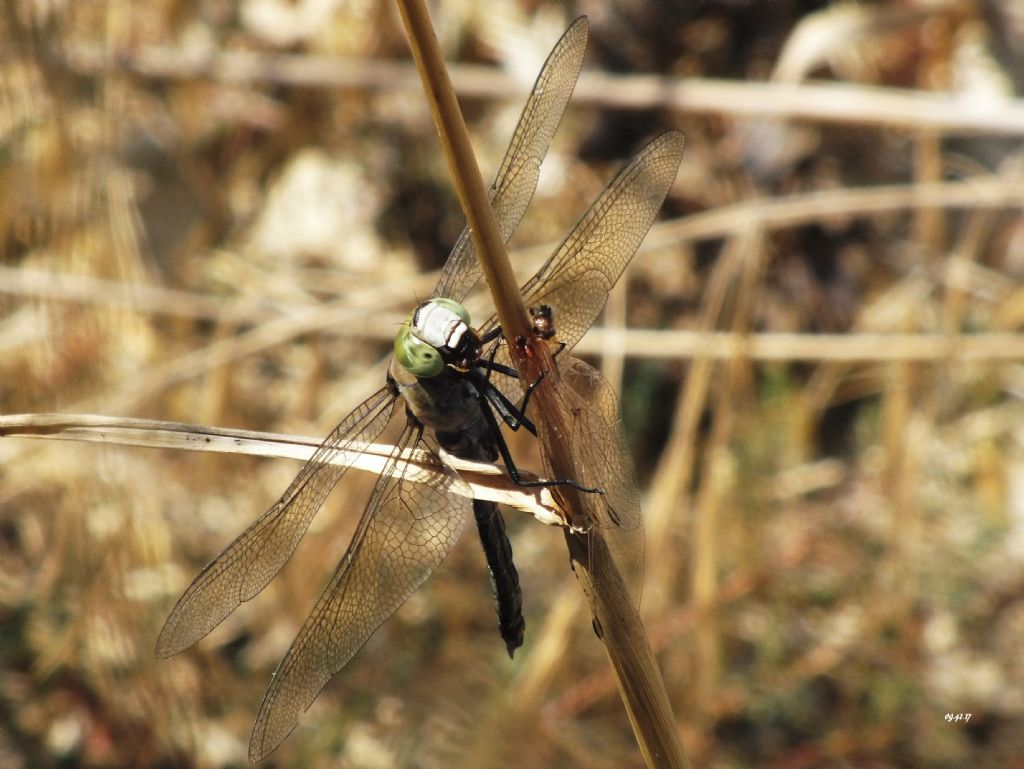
[[0, 413, 566, 526]]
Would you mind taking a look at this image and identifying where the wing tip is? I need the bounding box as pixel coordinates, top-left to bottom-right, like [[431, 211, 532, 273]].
[[249, 701, 298, 763], [569, 15, 590, 34], [153, 640, 177, 660], [154, 621, 187, 659], [652, 128, 687, 157]]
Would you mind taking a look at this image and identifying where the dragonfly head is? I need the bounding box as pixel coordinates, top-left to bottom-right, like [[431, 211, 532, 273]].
[[394, 298, 481, 377]]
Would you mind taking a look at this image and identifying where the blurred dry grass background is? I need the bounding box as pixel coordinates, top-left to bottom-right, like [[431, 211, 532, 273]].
[[2, 1, 1024, 767]]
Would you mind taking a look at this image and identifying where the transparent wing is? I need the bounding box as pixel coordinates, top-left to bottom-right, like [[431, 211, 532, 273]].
[[480, 130, 685, 350], [433, 16, 588, 302], [155, 385, 398, 658], [248, 423, 470, 762], [553, 355, 644, 605], [474, 132, 685, 605]]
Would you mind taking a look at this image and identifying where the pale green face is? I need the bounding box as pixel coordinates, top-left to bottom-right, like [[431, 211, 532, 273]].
[[393, 321, 444, 377], [393, 298, 472, 378]]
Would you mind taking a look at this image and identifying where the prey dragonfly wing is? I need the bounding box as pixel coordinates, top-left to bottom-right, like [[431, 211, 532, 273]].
[[158, 17, 590, 761], [480, 129, 686, 603]]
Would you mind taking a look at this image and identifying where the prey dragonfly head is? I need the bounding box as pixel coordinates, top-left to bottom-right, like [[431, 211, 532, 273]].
[[529, 304, 557, 342]]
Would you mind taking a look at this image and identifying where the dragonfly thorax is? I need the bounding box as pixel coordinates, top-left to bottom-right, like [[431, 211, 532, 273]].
[[394, 297, 482, 377]]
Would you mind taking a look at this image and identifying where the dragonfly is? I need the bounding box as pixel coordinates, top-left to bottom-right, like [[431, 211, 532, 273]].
[[156, 16, 685, 762]]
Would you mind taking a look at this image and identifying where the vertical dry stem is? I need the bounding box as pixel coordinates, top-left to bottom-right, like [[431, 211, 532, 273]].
[[393, 0, 530, 343]]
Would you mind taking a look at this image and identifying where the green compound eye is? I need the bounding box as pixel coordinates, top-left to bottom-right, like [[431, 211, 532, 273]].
[[394, 322, 444, 377], [430, 297, 470, 325]]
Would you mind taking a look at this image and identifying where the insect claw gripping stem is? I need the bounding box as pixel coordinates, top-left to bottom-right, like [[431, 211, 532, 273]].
[[472, 379, 601, 495], [471, 344, 604, 493], [518, 368, 546, 417], [477, 328, 606, 496]]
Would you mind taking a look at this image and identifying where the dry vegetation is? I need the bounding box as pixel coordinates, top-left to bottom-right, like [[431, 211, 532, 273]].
[[2, 1, 1024, 767]]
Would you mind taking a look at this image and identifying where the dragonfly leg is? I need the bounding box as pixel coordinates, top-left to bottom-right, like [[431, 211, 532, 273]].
[[476, 335, 531, 403], [480, 325, 505, 346], [517, 369, 546, 417], [477, 331, 518, 384], [474, 382, 601, 495], [470, 372, 537, 435], [475, 349, 548, 432], [477, 359, 520, 380], [472, 335, 567, 444]]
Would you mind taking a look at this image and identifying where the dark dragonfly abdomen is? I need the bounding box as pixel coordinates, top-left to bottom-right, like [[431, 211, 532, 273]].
[[389, 362, 526, 656], [472, 499, 524, 657]]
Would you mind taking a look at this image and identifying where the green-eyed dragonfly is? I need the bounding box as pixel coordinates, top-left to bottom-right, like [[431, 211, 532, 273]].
[[156, 16, 685, 762]]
